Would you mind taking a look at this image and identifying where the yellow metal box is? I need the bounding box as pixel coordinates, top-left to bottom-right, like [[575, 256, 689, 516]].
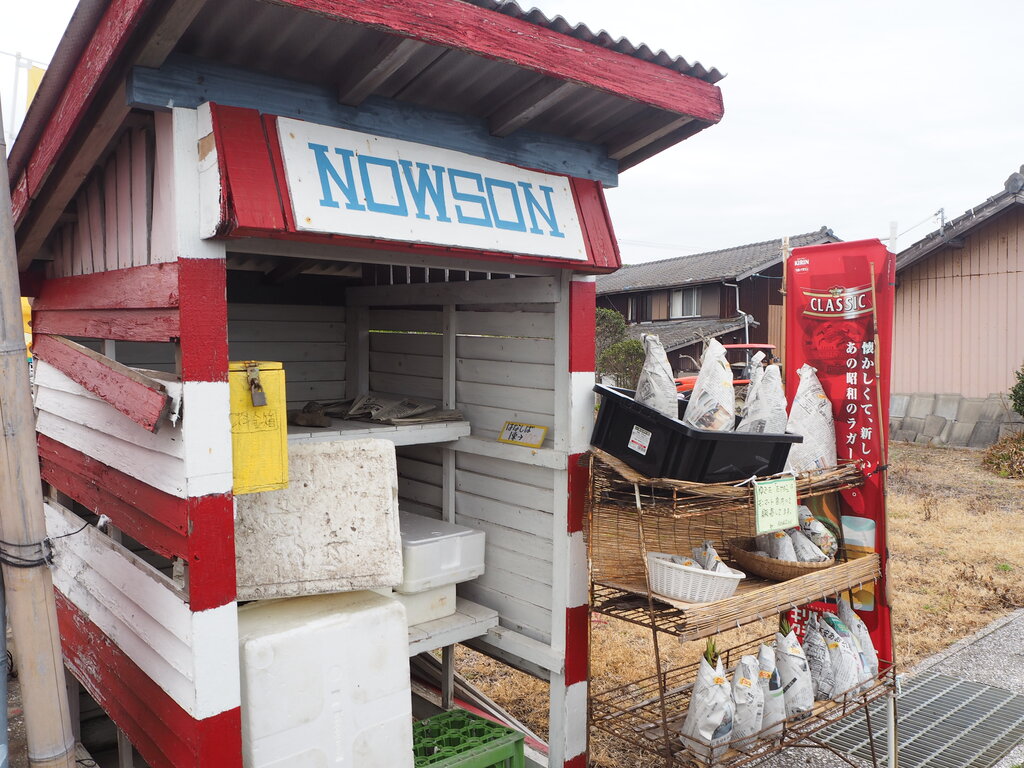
[[229, 361, 288, 495]]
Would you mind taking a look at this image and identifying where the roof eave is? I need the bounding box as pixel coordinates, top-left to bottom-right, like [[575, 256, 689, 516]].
[[896, 193, 1024, 272]]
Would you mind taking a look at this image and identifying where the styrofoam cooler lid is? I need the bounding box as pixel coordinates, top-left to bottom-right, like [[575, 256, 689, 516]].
[[399, 510, 479, 546]]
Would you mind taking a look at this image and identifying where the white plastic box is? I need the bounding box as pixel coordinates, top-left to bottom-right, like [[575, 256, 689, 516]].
[[396, 511, 486, 594], [238, 591, 414, 768], [374, 583, 457, 625]]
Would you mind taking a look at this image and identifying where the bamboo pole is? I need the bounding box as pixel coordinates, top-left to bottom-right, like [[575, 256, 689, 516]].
[[0, 99, 77, 768]]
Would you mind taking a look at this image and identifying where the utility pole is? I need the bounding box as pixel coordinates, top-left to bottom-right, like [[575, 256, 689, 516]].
[[0, 98, 77, 768]]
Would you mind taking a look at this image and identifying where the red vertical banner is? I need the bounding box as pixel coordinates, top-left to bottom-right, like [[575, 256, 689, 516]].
[[785, 239, 896, 667]]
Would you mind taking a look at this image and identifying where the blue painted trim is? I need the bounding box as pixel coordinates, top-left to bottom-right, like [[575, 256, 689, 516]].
[[127, 54, 618, 188]]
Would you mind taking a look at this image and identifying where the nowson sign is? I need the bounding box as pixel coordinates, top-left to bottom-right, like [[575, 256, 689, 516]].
[[277, 117, 588, 260]]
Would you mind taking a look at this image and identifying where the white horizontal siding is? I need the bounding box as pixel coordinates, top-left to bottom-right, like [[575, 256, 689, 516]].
[[46, 501, 239, 719], [227, 303, 346, 408]]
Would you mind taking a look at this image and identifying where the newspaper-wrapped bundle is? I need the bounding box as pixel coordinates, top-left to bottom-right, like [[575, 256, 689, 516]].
[[757, 644, 786, 739], [787, 528, 830, 562], [774, 629, 814, 720], [345, 394, 463, 425], [818, 614, 865, 696], [680, 655, 734, 762], [803, 614, 836, 700], [767, 529, 797, 561], [798, 506, 839, 558], [634, 334, 678, 419], [731, 655, 765, 752], [839, 599, 880, 680], [737, 364, 788, 434], [683, 339, 735, 431], [785, 364, 837, 473], [692, 540, 731, 574]]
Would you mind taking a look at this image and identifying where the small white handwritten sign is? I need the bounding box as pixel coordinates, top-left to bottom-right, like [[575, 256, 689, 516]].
[[754, 476, 798, 534], [498, 421, 548, 448]]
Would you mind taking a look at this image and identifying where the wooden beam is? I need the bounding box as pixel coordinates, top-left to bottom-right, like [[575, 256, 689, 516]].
[[33, 262, 180, 311], [32, 334, 172, 433], [264, 258, 315, 284], [266, 0, 724, 122], [489, 78, 578, 138], [337, 36, 423, 106], [128, 55, 618, 187], [606, 114, 694, 161], [33, 308, 181, 342], [15, 0, 209, 266], [617, 119, 713, 173]]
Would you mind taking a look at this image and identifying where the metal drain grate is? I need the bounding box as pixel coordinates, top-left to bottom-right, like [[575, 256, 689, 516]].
[[820, 671, 1024, 768]]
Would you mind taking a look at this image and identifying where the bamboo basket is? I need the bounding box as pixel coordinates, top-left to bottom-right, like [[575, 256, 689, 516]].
[[727, 537, 835, 581]]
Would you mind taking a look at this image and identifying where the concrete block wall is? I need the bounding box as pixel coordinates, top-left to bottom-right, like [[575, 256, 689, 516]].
[[890, 393, 1024, 448]]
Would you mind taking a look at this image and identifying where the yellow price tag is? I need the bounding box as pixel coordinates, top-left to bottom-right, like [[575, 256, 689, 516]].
[[497, 421, 548, 448]]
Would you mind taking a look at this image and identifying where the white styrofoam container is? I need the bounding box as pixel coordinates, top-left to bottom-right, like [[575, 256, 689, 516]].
[[374, 583, 457, 626], [396, 511, 485, 595], [238, 591, 414, 768], [234, 439, 403, 600]]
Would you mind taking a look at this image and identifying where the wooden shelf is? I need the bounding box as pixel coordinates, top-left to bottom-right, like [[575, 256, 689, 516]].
[[592, 554, 880, 641], [288, 418, 471, 447], [407, 597, 499, 656]]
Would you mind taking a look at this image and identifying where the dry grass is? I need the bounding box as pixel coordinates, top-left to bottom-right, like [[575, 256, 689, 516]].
[[456, 443, 1024, 766]]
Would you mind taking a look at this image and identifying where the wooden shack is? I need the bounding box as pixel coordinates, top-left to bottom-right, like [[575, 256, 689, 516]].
[[9, 1, 725, 765]]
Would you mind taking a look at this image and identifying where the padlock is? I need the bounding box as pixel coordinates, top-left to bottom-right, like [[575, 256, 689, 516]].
[[246, 363, 268, 407]]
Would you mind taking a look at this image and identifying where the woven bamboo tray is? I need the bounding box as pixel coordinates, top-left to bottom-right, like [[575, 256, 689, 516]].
[[727, 537, 836, 582]]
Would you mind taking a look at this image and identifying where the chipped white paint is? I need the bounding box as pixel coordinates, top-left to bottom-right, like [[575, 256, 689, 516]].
[[234, 439, 403, 600], [181, 381, 232, 497], [566, 532, 588, 609], [46, 502, 240, 719], [568, 371, 595, 455], [196, 103, 222, 239]]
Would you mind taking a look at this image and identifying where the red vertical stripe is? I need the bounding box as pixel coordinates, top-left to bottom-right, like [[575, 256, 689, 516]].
[[564, 755, 588, 768], [187, 493, 237, 612], [177, 258, 228, 382], [566, 454, 588, 534], [564, 604, 589, 687], [568, 280, 596, 373], [57, 593, 242, 768]]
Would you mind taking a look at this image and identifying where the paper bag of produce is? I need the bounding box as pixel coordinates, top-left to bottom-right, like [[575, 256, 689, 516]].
[[818, 615, 865, 697], [680, 652, 734, 763], [788, 528, 830, 562], [798, 506, 838, 558], [757, 644, 786, 739], [737, 364, 788, 434], [785, 364, 837, 473], [837, 601, 880, 681], [634, 334, 678, 419], [803, 615, 836, 700], [683, 339, 735, 431], [774, 629, 814, 720], [731, 655, 765, 752]]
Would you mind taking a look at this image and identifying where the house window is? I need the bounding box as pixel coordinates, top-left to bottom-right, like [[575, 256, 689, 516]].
[[670, 287, 700, 318], [627, 295, 653, 323]]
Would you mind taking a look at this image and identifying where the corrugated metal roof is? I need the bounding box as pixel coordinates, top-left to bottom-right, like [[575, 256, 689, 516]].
[[462, 0, 725, 84], [596, 227, 839, 295]]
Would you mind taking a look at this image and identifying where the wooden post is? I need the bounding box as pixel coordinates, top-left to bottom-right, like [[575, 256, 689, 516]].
[[0, 102, 78, 767]]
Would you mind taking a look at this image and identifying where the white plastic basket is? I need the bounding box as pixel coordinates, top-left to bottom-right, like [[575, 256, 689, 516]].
[[646, 552, 744, 603]]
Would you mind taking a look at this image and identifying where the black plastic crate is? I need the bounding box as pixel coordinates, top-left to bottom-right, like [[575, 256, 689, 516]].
[[591, 384, 802, 483]]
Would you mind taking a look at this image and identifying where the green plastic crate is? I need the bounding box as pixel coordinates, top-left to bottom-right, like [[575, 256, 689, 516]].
[[412, 709, 525, 768]]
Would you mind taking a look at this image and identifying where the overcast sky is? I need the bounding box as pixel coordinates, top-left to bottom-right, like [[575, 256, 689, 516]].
[[4, 0, 1024, 261]]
